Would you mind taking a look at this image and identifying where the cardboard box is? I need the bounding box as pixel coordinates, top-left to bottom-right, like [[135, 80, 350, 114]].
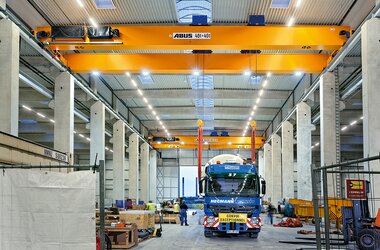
[[119, 210, 155, 229], [131, 205, 146, 210]]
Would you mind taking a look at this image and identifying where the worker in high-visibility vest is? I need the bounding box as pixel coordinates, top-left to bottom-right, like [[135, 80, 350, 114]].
[[173, 202, 180, 214], [146, 200, 157, 211]]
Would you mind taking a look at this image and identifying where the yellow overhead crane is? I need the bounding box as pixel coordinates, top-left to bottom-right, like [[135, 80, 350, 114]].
[[149, 135, 265, 149], [34, 24, 351, 75]]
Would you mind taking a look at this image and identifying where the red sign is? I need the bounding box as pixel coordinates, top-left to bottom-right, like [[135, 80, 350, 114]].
[[346, 179, 367, 200]]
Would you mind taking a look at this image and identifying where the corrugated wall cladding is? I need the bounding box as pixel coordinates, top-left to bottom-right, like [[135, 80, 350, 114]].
[[212, 0, 355, 25], [31, 0, 178, 25]]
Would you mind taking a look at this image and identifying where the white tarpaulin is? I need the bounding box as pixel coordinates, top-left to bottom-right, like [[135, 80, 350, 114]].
[[0, 169, 96, 250]]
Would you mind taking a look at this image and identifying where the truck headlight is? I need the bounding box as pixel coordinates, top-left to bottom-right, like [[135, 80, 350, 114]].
[[206, 217, 216, 223], [251, 217, 260, 225]]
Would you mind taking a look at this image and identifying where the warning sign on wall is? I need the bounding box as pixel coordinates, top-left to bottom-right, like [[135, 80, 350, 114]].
[[346, 179, 367, 200]]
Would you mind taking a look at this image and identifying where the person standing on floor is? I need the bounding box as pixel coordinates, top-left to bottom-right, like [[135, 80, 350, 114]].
[[180, 200, 189, 226], [267, 202, 275, 225]]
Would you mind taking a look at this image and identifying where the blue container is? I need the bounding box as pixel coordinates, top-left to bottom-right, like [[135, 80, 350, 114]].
[[139, 200, 145, 205], [248, 15, 265, 26], [115, 200, 125, 208]]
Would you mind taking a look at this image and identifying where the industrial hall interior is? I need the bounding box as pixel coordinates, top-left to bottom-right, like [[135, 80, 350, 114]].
[[1, 0, 380, 249]]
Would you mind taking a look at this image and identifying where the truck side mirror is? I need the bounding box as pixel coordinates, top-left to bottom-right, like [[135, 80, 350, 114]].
[[261, 179, 266, 195]]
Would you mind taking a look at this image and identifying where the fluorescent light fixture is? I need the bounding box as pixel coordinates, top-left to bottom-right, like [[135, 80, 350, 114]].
[[141, 70, 150, 76], [157, 141, 162, 144], [152, 110, 157, 115], [192, 70, 200, 76], [255, 98, 260, 104], [181, 142, 185, 145], [350, 120, 357, 126], [110, 150, 113, 153], [253, 105, 257, 110], [228, 142, 232, 145], [89, 17, 98, 28], [295, 71, 303, 76], [159, 121, 163, 125], [143, 97, 148, 103], [105, 147, 109, 150], [341, 126, 348, 131], [246, 122, 250, 126], [204, 141, 209, 145], [74, 131, 77, 134], [155, 116, 160, 121], [266, 72, 272, 77], [315, 142, 319, 146], [49, 119, 55, 123], [311, 145, 314, 149], [263, 80, 268, 87], [167, 133, 171, 137], [92, 71, 100, 76], [242, 134, 246, 137], [86, 137, 91, 141], [131, 80, 137, 87], [248, 117, 252, 121], [137, 89, 143, 96], [125, 72, 131, 77], [243, 70, 251, 76], [259, 89, 264, 96], [148, 105, 153, 110], [165, 129, 168, 133], [37, 112, 45, 118], [251, 111, 255, 116], [76, 0, 84, 7], [79, 134, 85, 138], [360, 116, 363, 120], [22, 105, 32, 111], [295, 0, 302, 8], [162, 126, 165, 130], [287, 17, 295, 26]]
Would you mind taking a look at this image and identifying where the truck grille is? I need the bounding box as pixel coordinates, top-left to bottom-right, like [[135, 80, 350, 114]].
[[208, 204, 258, 217]]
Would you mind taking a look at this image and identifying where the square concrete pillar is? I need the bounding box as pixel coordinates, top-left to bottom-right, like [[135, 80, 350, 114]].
[[320, 72, 338, 196], [362, 18, 380, 211], [263, 143, 272, 201], [128, 133, 139, 202], [54, 72, 74, 164], [140, 142, 150, 203], [271, 134, 282, 204], [149, 150, 157, 203], [281, 121, 294, 198], [90, 101, 105, 203], [0, 19, 19, 136], [296, 102, 312, 200], [113, 120, 125, 202]]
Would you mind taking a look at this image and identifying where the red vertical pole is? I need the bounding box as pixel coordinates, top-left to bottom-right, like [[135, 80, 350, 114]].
[[197, 120, 204, 188], [251, 121, 256, 164]]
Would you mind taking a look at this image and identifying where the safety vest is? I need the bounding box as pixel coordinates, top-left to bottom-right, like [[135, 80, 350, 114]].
[[146, 203, 156, 211], [173, 203, 180, 213]]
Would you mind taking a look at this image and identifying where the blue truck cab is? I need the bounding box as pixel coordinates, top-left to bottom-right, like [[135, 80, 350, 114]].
[[201, 155, 265, 238]]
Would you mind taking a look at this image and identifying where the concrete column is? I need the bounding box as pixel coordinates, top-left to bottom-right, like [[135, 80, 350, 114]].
[[258, 150, 264, 178], [263, 143, 272, 201], [54, 72, 74, 164], [362, 18, 380, 211], [296, 102, 312, 200], [90, 101, 105, 202], [0, 19, 19, 136], [128, 133, 139, 202], [281, 121, 294, 198], [113, 120, 125, 202], [140, 142, 150, 203], [320, 72, 338, 196], [149, 150, 157, 203], [271, 134, 282, 204]]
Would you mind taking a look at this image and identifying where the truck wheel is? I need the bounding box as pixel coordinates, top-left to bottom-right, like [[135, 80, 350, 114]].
[[356, 229, 379, 250], [249, 233, 258, 239], [204, 231, 213, 238]]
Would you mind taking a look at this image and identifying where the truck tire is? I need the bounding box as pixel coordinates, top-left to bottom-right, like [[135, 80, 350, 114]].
[[249, 232, 258, 239], [356, 229, 379, 250], [204, 231, 213, 238]]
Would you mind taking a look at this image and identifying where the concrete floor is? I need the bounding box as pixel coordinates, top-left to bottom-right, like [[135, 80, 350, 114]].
[[136, 212, 356, 250]]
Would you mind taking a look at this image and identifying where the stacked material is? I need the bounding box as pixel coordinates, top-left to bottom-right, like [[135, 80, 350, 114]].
[[273, 217, 303, 227], [119, 210, 155, 229]]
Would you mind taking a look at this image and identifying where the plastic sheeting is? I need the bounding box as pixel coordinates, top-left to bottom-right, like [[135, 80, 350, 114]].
[[0, 169, 96, 250]]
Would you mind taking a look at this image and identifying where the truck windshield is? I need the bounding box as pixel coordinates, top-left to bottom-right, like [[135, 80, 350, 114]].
[[206, 175, 258, 197]]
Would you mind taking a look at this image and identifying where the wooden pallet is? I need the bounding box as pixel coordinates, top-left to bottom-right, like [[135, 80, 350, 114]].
[[103, 225, 138, 249]]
